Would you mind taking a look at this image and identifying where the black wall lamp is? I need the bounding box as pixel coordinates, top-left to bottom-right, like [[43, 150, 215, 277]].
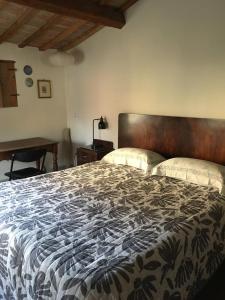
[[92, 116, 107, 148]]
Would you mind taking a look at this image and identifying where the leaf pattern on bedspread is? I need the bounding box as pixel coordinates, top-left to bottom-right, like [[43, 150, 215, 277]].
[[0, 161, 225, 299]]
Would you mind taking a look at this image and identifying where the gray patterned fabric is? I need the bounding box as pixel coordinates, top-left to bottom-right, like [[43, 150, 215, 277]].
[[0, 161, 225, 300]]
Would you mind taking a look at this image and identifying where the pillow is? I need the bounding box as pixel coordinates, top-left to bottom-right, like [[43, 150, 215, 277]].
[[152, 157, 225, 193], [102, 147, 165, 172]]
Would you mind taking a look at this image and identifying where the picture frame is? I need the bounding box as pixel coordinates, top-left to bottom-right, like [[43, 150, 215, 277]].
[[37, 80, 52, 98]]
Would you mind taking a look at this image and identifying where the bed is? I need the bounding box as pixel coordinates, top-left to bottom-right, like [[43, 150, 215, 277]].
[[1, 113, 225, 300]]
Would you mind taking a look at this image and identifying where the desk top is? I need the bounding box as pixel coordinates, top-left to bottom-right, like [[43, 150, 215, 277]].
[[0, 137, 58, 152]]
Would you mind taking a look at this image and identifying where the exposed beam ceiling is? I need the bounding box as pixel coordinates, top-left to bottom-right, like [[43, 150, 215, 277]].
[[5, 0, 126, 29], [0, 7, 37, 44], [39, 20, 86, 51], [0, 1, 7, 10], [60, 25, 103, 51], [39, 0, 113, 51], [58, 0, 138, 51], [0, 0, 139, 51], [18, 14, 62, 48]]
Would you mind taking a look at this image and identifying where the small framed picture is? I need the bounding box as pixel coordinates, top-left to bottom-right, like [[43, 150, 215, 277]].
[[37, 80, 52, 98]]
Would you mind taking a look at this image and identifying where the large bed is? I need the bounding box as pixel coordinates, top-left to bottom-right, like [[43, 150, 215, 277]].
[[1, 113, 225, 300]]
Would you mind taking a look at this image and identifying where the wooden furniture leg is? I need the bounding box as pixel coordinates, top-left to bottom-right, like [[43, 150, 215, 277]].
[[53, 144, 58, 171], [36, 159, 41, 170]]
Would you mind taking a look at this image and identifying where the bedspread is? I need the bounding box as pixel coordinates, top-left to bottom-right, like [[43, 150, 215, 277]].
[[0, 161, 225, 300]]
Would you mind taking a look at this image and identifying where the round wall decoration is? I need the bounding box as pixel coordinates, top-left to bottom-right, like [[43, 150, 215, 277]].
[[23, 65, 33, 75], [25, 78, 33, 87]]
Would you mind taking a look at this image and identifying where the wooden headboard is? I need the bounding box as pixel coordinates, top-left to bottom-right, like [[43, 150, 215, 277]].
[[118, 113, 225, 165]]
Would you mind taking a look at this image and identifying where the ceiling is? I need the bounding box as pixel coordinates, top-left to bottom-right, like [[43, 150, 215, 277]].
[[0, 0, 139, 51]]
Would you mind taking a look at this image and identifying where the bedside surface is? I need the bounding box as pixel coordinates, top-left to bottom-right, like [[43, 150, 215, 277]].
[[77, 140, 113, 166]]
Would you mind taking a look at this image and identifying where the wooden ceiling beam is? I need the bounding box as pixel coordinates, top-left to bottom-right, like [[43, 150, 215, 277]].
[[18, 14, 62, 48], [59, 25, 103, 51], [5, 0, 125, 29], [57, 0, 138, 52], [0, 7, 37, 44], [39, 20, 86, 51], [121, 0, 139, 11], [39, 0, 110, 51], [0, 1, 7, 10]]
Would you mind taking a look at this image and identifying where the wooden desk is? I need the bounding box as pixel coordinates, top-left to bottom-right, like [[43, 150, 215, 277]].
[[0, 137, 58, 171]]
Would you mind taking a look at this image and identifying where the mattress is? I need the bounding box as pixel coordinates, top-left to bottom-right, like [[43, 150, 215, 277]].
[[0, 161, 224, 300]]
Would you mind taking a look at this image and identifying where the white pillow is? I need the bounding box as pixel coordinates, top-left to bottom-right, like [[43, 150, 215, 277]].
[[152, 157, 225, 194], [102, 147, 165, 172]]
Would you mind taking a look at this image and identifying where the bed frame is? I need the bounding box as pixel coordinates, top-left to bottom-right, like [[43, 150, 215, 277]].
[[118, 113, 225, 165], [119, 112, 225, 299]]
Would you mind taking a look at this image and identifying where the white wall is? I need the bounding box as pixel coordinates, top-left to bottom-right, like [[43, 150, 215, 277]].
[[65, 0, 225, 149], [2, 0, 225, 178], [0, 43, 67, 180]]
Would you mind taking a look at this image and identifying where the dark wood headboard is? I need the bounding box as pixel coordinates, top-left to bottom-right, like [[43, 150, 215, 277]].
[[118, 113, 225, 165]]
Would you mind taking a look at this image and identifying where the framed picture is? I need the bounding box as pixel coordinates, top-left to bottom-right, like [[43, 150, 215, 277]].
[[37, 80, 52, 98]]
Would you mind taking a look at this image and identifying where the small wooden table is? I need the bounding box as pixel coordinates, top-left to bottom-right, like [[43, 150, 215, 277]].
[[77, 139, 113, 166], [0, 137, 58, 171]]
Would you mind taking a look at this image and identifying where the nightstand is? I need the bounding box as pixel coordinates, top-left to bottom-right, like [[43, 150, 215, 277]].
[[77, 139, 113, 166]]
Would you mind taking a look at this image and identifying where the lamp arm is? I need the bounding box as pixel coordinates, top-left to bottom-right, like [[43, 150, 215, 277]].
[[93, 118, 100, 145]]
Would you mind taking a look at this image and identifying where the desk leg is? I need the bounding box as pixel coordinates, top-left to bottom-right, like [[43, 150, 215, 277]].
[[36, 160, 41, 170], [53, 144, 58, 171]]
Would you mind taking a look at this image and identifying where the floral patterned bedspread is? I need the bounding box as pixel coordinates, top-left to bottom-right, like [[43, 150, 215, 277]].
[[0, 161, 225, 300]]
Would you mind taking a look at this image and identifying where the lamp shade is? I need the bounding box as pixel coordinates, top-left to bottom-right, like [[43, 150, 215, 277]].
[[49, 52, 75, 67], [92, 116, 107, 149], [98, 116, 106, 129]]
